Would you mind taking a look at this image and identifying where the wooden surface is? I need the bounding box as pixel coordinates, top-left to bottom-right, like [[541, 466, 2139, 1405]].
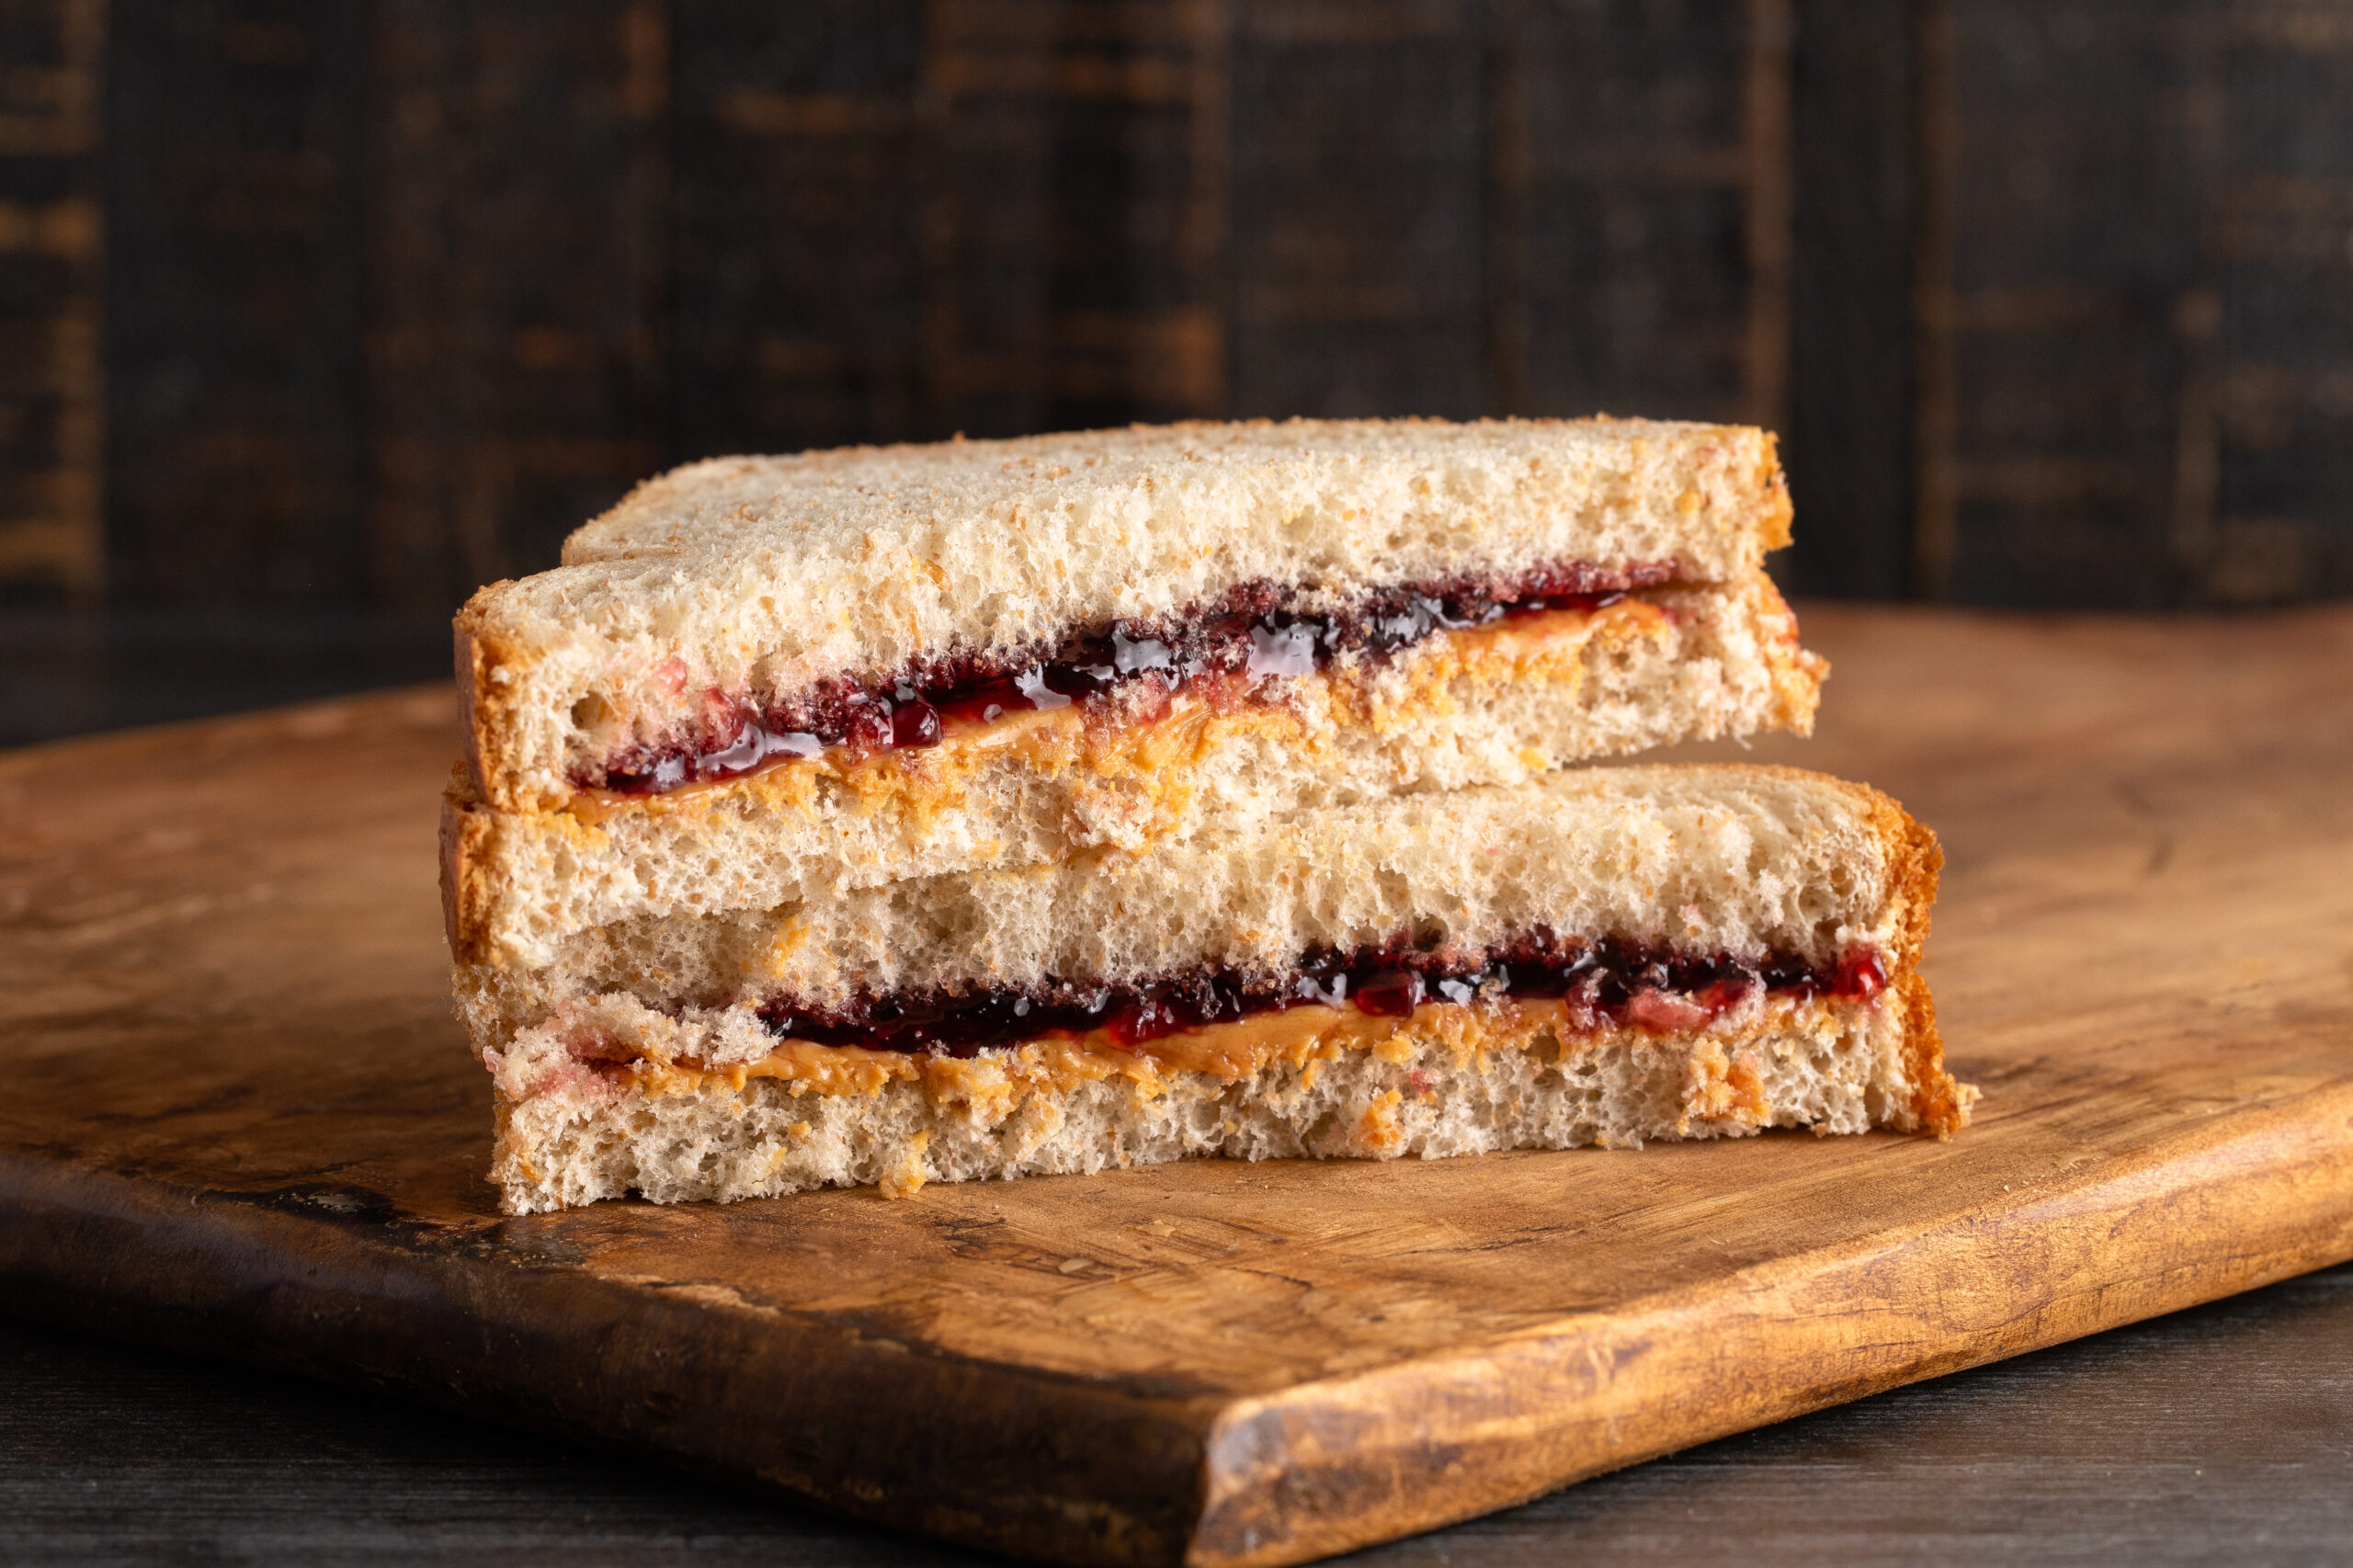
[[9, 1262, 2351, 1566], [3, 605, 2352, 1566]]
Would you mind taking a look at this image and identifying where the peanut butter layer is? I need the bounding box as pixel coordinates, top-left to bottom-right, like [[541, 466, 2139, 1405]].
[[621, 990, 1906, 1142], [558, 599, 1668, 828]]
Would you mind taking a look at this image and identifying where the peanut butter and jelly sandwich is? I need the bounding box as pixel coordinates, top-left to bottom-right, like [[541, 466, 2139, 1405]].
[[445, 418, 1820, 970], [441, 418, 1966, 1211]]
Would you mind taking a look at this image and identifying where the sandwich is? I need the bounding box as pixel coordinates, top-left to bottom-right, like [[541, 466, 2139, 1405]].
[[466, 765, 1972, 1214], [442, 416, 1969, 1213], [443, 418, 1823, 970]]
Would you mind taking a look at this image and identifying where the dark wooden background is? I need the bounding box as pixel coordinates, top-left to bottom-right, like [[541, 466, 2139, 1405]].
[[3, 0, 2351, 744]]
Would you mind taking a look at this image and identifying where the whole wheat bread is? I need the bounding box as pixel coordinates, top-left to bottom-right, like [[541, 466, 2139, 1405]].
[[465, 765, 1972, 1213], [455, 417, 1795, 812], [445, 578, 1823, 968]]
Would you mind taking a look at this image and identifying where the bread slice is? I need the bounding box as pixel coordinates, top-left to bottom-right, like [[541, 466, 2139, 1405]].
[[445, 576, 1823, 968], [463, 766, 1972, 1214], [454, 417, 1794, 814]]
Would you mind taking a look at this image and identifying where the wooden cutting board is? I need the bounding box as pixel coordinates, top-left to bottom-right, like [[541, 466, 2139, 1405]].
[[4, 606, 2351, 1568]]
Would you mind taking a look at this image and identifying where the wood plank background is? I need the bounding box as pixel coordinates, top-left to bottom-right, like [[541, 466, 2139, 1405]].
[[2, 0, 2349, 615]]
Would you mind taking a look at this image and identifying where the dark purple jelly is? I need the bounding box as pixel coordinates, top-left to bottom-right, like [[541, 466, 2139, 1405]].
[[753, 932, 1884, 1060], [585, 558, 1677, 795]]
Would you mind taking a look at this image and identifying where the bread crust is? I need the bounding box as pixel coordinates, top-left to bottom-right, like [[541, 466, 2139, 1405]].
[[451, 621, 501, 821], [438, 768, 494, 966], [1711, 767, 1970, 1137]]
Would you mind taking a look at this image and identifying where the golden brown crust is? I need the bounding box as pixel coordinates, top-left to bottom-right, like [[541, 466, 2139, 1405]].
[[1896, 969, 1972, 1136], [1741, 769, 1967, 1136], [1890, 803, 1945, 983], [452, 621, 488, 799], [1672, 763, 1939, 975], [438, 771, 494, 966], [1608, 762, 1969, 1131], [1753, 430, 1796, 552], [1865, 776, 1971, 1137], [452, 598, 544, 812], [1823, 768, 1945, 988]]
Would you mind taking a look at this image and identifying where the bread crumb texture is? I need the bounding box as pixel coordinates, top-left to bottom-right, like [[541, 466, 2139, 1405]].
[[445, 580, 1824, 967], [455, 417, 1794, 810], [453, 763, 1926, 1043], [486, 976, 1967, 1214]]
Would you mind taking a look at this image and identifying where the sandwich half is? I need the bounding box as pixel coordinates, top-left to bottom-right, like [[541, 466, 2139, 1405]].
[[460, 765, 1973, 1214], [447, 418, 1824, 969]]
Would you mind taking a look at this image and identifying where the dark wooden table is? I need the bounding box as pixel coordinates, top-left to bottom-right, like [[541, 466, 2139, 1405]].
[[7, 1264, 2350, 1565], [6, 603, 2353, 1564]]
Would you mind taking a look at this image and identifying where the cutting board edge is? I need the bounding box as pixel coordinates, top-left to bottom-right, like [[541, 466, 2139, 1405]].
[[6, 1078, 2353, 1568], [1183, 1080, 2353, 1567], [0, 1149, 1227, 1568]]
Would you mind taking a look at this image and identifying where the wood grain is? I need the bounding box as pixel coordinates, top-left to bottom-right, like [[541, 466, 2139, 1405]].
[[2, 605, 2351, 1566], [9, 1264, 2350, 1564]]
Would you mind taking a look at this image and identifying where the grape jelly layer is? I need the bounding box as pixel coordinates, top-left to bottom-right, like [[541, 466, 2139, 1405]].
[[754, 934, 1889, 1060], [586, 558, 1677, 794]]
